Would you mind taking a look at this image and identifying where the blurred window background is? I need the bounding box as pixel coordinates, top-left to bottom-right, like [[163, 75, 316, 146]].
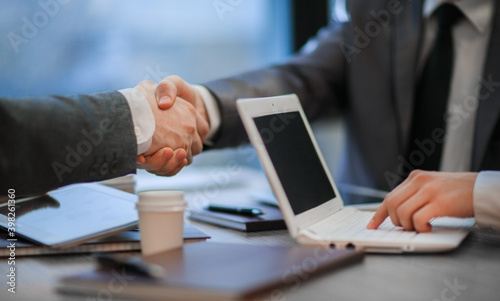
[[0, 0, 292, 97]]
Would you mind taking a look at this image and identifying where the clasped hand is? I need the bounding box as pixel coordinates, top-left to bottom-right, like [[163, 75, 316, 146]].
[[135, 77, 209, 176]]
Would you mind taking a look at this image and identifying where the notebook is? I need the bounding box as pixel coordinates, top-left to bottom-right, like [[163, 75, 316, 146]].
[[0, 224, 209, 257], [236, 94, 475, 253], [188, 202, 286, 232], [57, 242, 363, 301]]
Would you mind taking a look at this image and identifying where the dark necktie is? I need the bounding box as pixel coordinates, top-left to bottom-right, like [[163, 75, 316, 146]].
[[407, 3, 463, 171]]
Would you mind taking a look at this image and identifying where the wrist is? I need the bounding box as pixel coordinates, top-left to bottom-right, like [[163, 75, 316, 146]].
[[118, 87, 155, 155], [192, 85, 220, 144]]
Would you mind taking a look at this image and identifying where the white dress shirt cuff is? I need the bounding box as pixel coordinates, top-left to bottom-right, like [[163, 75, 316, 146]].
[[473, 170, 500, 230], [118, 88, 155, 155], [192, 85, 221, 145]]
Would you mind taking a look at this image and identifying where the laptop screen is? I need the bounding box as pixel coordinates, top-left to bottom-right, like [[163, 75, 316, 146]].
[[253, 111, 336, 215]]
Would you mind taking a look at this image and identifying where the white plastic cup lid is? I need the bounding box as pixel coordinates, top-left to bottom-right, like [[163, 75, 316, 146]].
[[136, 202, 186, 212], [137, 190, 184, 204]]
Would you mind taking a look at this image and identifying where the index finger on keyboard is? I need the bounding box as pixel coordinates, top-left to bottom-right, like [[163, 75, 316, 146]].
[[367, 202, 389, 229]]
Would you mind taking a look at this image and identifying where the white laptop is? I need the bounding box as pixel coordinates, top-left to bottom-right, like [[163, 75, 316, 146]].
[[236, 94, 475, 253]]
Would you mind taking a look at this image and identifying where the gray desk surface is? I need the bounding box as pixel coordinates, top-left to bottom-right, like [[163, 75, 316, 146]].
[[1, 220, 499, 301], [1, 168, 499, 301]]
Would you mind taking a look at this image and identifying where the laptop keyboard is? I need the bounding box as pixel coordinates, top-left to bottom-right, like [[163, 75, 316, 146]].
[[312, 209, 418, 241], [306, 206, 475, 249]]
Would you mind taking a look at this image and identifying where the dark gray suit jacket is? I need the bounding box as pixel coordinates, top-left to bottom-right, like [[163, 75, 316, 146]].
[[0, 91, 137, 196], [203, 0, 500, 203]]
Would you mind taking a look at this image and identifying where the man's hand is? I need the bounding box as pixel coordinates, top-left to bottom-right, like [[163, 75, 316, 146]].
[[156, 75, 209, 132], [137, 148, 189, 176], [138, 76, 210, 176], [367, 170, 477, 232], [135, 80, 208, 172]]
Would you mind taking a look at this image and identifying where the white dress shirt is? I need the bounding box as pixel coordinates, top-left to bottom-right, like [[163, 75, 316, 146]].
[[420, 0, 500, 229], [118, 88, 155, 155], [421, 0, 493, 172]]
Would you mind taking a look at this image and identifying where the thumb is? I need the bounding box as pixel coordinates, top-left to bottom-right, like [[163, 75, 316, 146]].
[[156, 75, 198, 110], [158, 95, 175, 110], [155, 79, 179, 110]]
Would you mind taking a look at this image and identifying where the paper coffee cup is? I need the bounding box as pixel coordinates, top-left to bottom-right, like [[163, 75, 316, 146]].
[[136, 190, 186, 256]]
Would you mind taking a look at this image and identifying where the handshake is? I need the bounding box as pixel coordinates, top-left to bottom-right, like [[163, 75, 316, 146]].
[[134, 76, 209, 176]]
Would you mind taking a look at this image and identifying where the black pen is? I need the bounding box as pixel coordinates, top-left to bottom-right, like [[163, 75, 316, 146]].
[[95, 253, 165, 279], [207, 204, 264, 216]]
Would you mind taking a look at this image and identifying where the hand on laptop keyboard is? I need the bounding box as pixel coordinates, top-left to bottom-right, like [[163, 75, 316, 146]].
[[366, 170, 476, 232]]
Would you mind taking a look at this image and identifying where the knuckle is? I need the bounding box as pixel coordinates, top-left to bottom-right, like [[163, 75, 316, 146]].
[[421, 182, 438, 196], [385, 190, 395, 200], [408, 170, 418, 179], [156, 82, 168, 95], [412, 214, 427, 228], [188, 124, 196, 135], [168, 75, 183, 86], [408, 169, 423, 179], [385, 195, 395, 206], [193, 143, 203, 156], [157, 81, 168, 88], [411, 170, 430, 183], [385, 195, 398, 208], [395, 206, 408, 221], [157, 81, 175, 95]]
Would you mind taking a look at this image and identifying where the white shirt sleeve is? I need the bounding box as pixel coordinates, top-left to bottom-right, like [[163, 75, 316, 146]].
[[192, 85, 221, 145], [118, 88, 155, 155], [473, 170, 500, 230]]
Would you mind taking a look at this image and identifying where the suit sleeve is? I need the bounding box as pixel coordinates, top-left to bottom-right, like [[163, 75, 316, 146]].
[[202, 22, 348, 148], [0, 91, 137, 196]]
